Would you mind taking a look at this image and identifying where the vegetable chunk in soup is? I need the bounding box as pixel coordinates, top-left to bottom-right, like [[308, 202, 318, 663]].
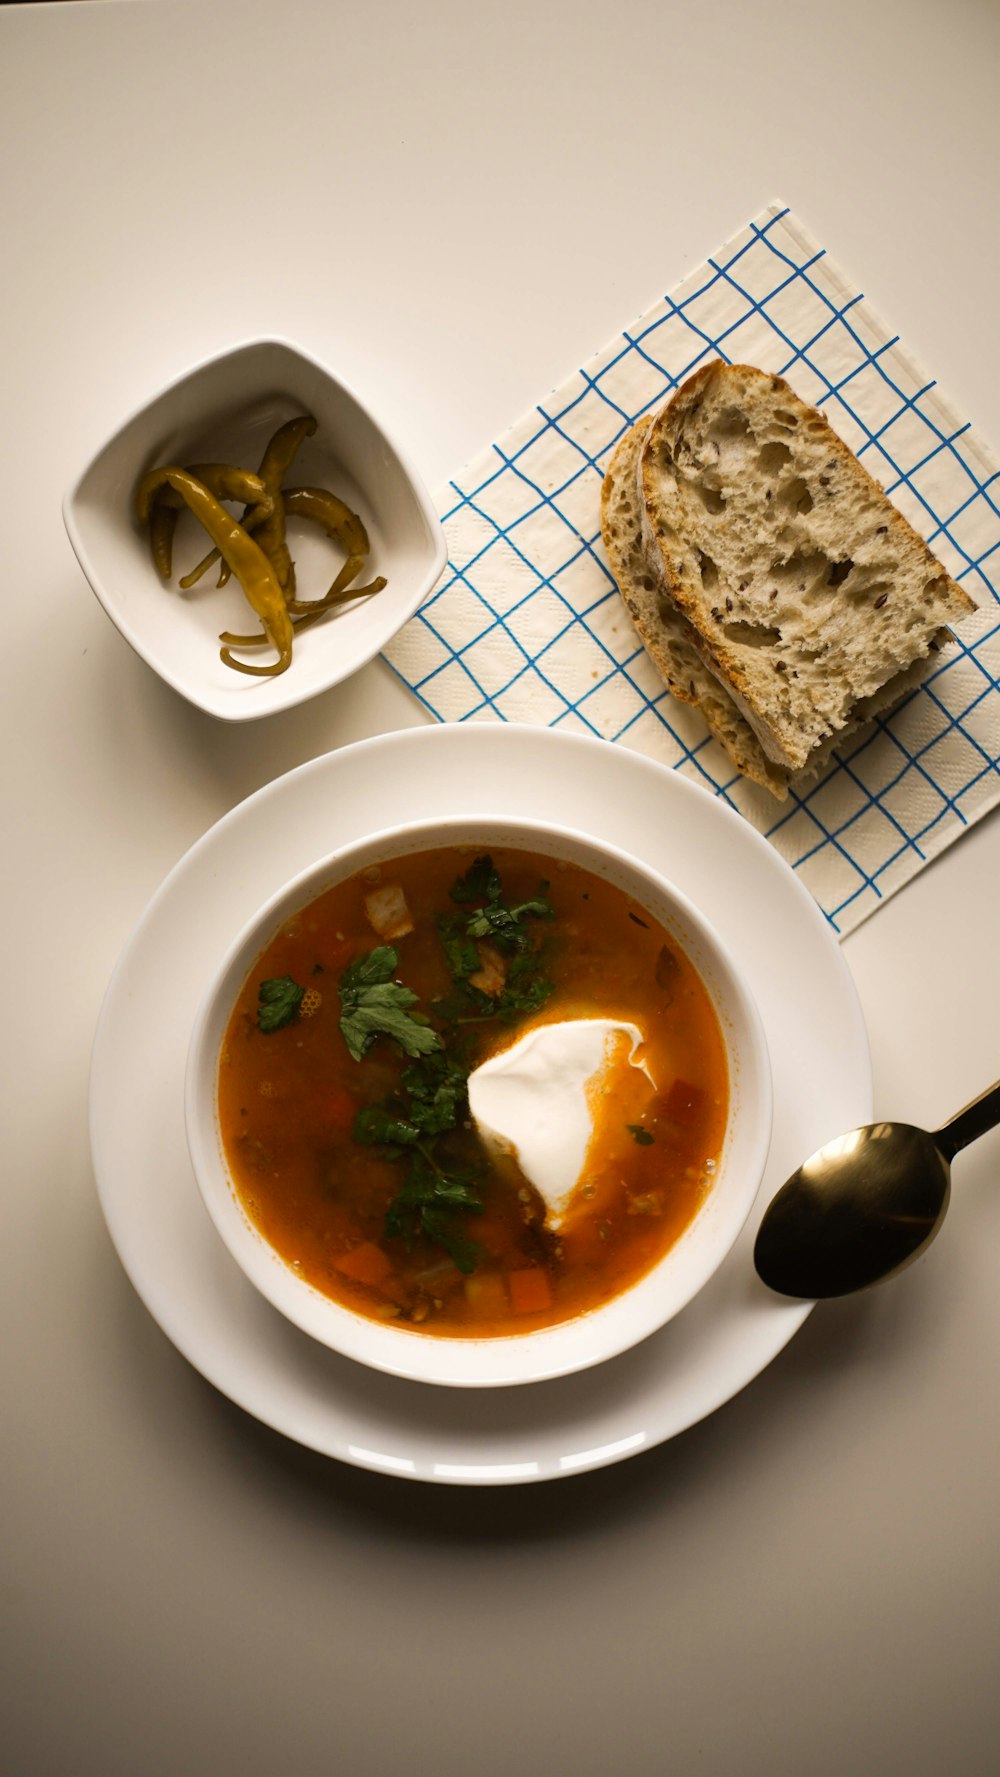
[[217, 846, 728, 1337]]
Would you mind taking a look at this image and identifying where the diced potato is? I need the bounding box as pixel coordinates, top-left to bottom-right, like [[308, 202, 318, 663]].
[[468, 940, 506, 997], [363, 883, 414, 940], [464, 1272, 509, 1317]]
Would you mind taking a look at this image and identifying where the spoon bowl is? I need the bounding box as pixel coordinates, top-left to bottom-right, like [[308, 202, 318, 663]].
[[754, 1079, 1000, 1298]]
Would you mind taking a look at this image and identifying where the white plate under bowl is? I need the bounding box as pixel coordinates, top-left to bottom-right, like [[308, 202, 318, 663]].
[[63, 336, 446, 721], [90, 725, 871, 1484]]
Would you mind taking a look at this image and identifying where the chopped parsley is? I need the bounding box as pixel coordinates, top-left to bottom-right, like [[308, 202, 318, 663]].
[[383, 1151, 484, 1275], [344, 859, 558, 1270], [256, 975, 305, 1033], [448, 854, 502, 906], [399, 1047, 471, 1136], [450, 853, 554, 954], [353, 1046, 484, 1273], [435, 855, 556, 1023], [352, 1050, 471, 1150], [436, 914, 480, 982], [491, 946, 556, 1020], [337, 946, 441, 1063]]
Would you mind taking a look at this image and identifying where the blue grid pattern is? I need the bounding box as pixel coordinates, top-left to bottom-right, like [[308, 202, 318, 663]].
[[383, 205, 1000, 935]]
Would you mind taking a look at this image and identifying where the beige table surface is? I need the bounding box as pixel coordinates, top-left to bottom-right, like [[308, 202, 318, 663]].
[[4, 2, 1000, 1773]]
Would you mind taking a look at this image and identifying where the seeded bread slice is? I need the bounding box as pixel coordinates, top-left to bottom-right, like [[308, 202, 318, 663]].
[[601, 419, 942, 799], [640, 362, 976, 771]]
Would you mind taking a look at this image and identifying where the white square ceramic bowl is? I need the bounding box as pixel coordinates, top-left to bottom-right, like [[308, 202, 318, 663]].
[[62, 337, 446, 720]]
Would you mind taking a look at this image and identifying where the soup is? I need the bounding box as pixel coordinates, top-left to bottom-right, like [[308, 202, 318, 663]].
[[217, 845, 729, 1337]]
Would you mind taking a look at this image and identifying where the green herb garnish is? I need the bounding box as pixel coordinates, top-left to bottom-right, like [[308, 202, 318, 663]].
[[353, 1050, 485, 1273], [352, 1106, 422, 1149], [337, 946, 442, 1063], [436, 913, 480, 981], [493, 945, 556, 1020], [435, 856, 556, 1022], [383, 1151, 484, 1274], [450, 853, 554, 954], [338, 951, 483, 1268], [256, 975, 305, 1033], [345, 860, 557, 1271], [449, 855, 503, 906], [627, 1124, 655, 1146], [399, 1047, 472, 1136], [465, 897, 554, 949]]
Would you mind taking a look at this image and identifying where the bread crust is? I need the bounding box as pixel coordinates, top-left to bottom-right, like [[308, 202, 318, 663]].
[[601, 419, 795, 794]]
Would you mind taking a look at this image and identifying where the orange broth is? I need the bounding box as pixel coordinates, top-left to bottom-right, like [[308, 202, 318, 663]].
[[217, 845, 729, 1336]]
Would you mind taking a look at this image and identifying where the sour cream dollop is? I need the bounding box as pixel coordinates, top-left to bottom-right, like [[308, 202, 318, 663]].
[[467, 1019, 654, 1229]]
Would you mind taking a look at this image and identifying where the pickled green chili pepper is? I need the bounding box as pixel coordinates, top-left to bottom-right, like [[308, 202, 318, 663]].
[[258, 415, 318, 499], [291, 578, 386, 629], [135, 466, 292, 677], [184, 416, 317, 593], [219, 573, 387, 647], [148, 502, 177, 580], [280, 485, 372, 613], [283, 484, 369, 557], [281, 572, 387, 630], [180, 533, 253, 591], [178, 542, 232, 591], [145, 463, 272, 581], [167, 464, 272, 507]]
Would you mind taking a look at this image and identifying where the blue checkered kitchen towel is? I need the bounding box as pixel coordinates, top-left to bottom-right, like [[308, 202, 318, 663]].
[[383, 204, 1000, 936]]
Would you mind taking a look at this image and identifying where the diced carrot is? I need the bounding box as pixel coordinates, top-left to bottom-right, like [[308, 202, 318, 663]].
[[665, 1078, 704, 1121], [334, 1242, 395, 1288], [507, 1267, 554, 1314]]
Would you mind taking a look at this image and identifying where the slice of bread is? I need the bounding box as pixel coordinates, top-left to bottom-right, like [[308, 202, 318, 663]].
[[640, 363, 975, 771], [601, 417, 943, 799], [602, 419, 796, 795]]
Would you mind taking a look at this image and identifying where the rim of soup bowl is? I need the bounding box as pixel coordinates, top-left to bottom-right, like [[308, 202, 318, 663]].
[[184, 815, 773, 1387]]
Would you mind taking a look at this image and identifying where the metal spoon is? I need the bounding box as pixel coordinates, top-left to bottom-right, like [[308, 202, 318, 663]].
[[753, 1078, 1000, 1298]]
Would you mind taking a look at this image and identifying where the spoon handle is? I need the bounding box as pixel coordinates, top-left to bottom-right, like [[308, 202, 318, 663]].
[[936, 1079, 1000, 1159]]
